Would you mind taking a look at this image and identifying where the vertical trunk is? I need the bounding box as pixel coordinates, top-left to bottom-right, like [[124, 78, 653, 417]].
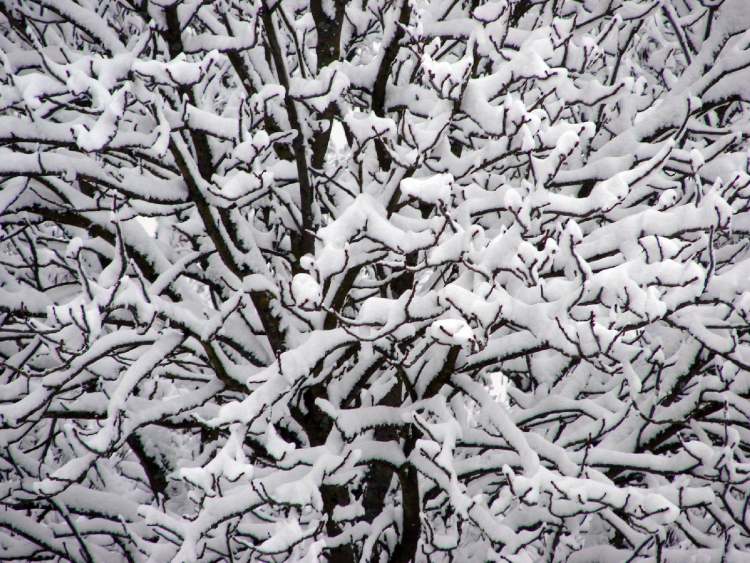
[[391, 433, 421, 563]]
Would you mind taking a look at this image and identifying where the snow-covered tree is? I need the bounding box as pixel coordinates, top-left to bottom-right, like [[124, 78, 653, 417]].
[[3, 0, 750, 560]]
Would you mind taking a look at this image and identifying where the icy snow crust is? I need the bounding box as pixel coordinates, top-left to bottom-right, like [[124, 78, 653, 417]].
[[2, 0, 750, 561]]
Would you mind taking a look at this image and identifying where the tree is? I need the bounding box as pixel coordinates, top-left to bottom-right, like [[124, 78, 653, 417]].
[[2, 0, 750, 560]]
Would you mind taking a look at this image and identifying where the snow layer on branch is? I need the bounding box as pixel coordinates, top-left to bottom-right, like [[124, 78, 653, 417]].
[[401, 173, 454, 205]]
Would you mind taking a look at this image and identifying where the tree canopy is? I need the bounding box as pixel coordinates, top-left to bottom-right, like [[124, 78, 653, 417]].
[[2, 0, 750, 561]]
